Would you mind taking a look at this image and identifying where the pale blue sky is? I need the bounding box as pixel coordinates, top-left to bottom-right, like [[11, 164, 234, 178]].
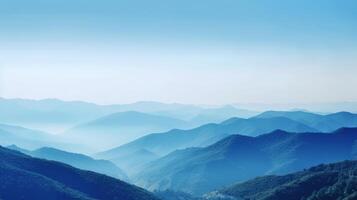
[[0, 0, 357, 104]]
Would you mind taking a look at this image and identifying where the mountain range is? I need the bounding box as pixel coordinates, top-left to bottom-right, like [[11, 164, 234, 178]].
[[0, 145, 159, 200], [133, 128, 357, 195], [97, 116, 317, 169], [2, 97, 357, 199], [100, 111, 357, 171], [0, 98, 257, 134], [64, 111, 190, 149], [0, 98, 110, 133], [255, 111, 357, 132]]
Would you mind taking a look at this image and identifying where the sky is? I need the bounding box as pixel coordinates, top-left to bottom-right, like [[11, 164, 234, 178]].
[[0, 0, 357, 105]]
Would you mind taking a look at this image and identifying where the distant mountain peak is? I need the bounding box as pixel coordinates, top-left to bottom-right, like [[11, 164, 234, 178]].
[[220, 117, 245, 125]]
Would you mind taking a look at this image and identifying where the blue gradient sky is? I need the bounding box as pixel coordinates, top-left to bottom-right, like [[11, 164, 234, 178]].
[[0, 0, 357, 104]]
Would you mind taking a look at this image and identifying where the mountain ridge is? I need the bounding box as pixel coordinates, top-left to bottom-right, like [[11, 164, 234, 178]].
[[98, 116, 317, 161], [133, 127, 357, 195], [255, 111, 357, 132], [208, 160, 357, 200], [0, 145, 159, 200]]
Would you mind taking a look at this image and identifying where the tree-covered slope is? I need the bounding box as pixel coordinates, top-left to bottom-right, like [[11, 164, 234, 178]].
[[134, 128, 357, 195], [213, 160, 357, 200], [0, 146, 159, 200]]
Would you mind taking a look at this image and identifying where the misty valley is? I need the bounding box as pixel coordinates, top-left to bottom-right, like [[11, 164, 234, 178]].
[[1, 98, 357, 200], [2, 0, 357, 199]]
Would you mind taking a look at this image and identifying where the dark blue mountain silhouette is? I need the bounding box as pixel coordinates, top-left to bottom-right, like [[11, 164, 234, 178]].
[[208, 160, 357, 200], [0, 145, 159, 200], [30, 147, 128, 180]]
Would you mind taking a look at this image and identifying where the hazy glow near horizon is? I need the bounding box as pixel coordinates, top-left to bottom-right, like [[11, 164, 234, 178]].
[[1, 0, 357, 104]]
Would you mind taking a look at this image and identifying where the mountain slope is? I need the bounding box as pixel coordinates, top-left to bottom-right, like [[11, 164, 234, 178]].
[[111, 149, 159, 176], [64, 111, 189, 149], [210, 160, 357, 200], [0, 145, 159, 200], [6, 144, 31, 154], [255, 111, 357, 132], [29, 147, 128, 180], [98, 117, 316, 160], [133, 128, 357, 195]]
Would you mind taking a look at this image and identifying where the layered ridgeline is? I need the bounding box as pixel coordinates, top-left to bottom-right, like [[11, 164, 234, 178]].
[[133, 128, 357, 195], [0, 98, 257, 134], [206, 160, 357, 200], [63, 111, 190, 149], [97, 116, 316, 173], [0, 146, 159, 200], [185, 105, 257, 126], [109, 149, 160, 176], [99, 111, 357, 173], [255, 111, 357, 132], [62, 108, 257, 150], [0, 98, 111, 133], [7, 145, 128, 181]]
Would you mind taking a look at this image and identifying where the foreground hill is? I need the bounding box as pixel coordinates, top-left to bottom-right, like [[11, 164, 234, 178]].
[[25, 146, 127, 180], [97, 117, 316, 163], [0, 145, 159, 200], [134, 128, 357, 195], [64, 111, 189, 149], [208, 160, 357, 200], [255, 111, 357, 132]]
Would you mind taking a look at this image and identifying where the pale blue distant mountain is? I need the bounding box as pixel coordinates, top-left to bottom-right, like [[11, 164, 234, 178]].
[[0, 145, 158, 200], [64, 111, 191, 149], [0, 98, 256, 133], [97, 117, 316, 166], [112, 101, 202, 119], [134, 128, 357, 195], [118, 102, 258, 122], [0, 98, 110, 133], [188, 105, 258, 125], [0, 123, 71, 150], [233, 102, 357, 113], [255, 111, 357, 132], [0, 98, 195, 133]]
